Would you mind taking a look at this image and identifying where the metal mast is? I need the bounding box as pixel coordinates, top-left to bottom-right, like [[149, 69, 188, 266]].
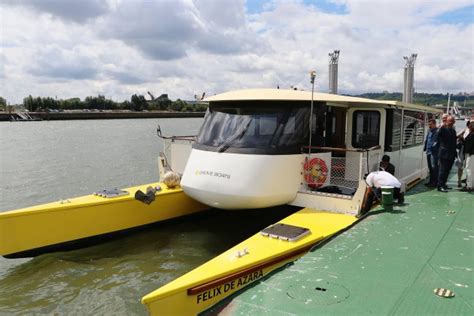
[[402, 53, 417, 103], [328, 50, 340, 94]]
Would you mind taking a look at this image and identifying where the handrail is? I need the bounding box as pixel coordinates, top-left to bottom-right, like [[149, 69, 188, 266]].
[[160, 135, 196, 141], [302, 145, 380, 153], [157, 125, 196, 141]]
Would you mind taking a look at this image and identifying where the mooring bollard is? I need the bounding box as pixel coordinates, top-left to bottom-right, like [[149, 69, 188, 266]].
[[381, 186, 394, 211]]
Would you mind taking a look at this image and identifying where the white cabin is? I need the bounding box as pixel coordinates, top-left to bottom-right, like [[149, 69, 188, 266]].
[[163, 89, 441, 215]]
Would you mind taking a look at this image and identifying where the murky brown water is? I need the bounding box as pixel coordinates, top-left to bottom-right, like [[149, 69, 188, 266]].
[[0, 119, 295, 314]]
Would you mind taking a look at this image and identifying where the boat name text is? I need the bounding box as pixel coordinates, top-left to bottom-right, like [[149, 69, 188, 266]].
[[195, 170, 231, 180], [195, 269, 263, 304]]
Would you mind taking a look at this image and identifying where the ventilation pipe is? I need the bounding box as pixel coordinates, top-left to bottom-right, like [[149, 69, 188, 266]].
[[402, 54, 417, 103], [328, 50, 340, 94]]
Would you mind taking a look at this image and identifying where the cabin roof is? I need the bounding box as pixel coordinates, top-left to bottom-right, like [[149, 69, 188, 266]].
[[205, 89, 442, 113]]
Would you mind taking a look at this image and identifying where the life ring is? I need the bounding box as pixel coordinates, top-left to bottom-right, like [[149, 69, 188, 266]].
[[303, 158, 328, 188]]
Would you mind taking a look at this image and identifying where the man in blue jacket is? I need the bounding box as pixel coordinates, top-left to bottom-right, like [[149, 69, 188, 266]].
[[437, 116, 457, 192], [424, 118, 438, 187]]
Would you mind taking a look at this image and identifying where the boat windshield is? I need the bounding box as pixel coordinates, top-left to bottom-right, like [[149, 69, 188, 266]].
[[195, 101, 310, 154]]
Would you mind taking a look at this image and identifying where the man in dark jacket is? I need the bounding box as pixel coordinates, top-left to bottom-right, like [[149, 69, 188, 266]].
[[437, 116, 457, 192], [424, 119, 438, 187], [379, 155, 395, 175]]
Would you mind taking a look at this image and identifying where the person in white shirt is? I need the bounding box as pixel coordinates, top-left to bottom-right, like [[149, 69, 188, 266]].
[[456, 120, 471, 187], [365, 170, 405, 204]]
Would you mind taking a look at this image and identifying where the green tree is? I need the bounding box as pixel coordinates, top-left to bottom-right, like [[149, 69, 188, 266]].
[[195, 103, 208, 112], [170, 99, 187, 111], [131, 94, 147, 111], [0, 97, 6, 110], [23, 95, 36, 111], [156, 94, 172, 110], [42, 97, 59, 110], [61, 98, 82, 110], [121, 100, 133, 110]]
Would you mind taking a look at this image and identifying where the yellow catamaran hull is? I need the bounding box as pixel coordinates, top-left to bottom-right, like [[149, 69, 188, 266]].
[[0, 183, 208, 258], [141, 208, 357, 315]]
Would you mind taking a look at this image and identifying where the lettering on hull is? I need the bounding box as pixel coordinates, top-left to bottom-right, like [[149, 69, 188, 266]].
[[195, 270, 264, 304], [195, 170, 231, 180]]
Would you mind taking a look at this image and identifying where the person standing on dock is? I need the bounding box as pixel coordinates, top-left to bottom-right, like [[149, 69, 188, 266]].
[[456, 120, 471, 187], [424, 119, 439, 187], [440, 113, 448, 127], [461, 122, 474, 192], [437, 116, 457, 192]]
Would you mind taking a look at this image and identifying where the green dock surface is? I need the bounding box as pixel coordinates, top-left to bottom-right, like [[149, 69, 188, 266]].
[[209, 180, 473, 315]]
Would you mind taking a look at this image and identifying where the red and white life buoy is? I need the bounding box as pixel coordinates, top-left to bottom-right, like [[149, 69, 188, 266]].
[[303, 158, 328, 188]]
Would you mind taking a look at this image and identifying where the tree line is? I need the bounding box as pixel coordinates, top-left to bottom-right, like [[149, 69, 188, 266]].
[[0, 94, 208, 112], [1, 92, 472, 113]]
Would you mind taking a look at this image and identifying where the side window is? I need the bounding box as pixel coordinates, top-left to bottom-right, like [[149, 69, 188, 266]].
[[352, 111, 380, 148], [385, 109, 402, 151], [403, 111, 425, 148]]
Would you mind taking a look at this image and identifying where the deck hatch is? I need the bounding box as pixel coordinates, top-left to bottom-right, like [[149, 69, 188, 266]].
[[260, 223, 310, 242], [93, 189, 129, 198]]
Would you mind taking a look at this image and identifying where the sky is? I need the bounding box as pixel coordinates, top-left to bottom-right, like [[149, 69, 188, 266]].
[[0, 0, 473, 104]]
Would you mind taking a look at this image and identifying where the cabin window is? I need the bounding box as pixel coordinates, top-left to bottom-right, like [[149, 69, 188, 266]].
[[385, 109, 402, 151], [352, 111, 380, 148], [195, 101, 310, 154], [260, 116, 278, 135], [283, 116, 295, 134], [402, 111, 425, 148]]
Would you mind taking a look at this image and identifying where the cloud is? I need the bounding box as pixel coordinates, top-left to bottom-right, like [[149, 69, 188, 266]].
[[0, 0, 473, 104], [0, 53, 6, 79], [105, 70, 147, 85], [28, 45, 98, 80], [97, 0, 263, 60], [340, 0, 473, 27], [3, 0, 110, 23]]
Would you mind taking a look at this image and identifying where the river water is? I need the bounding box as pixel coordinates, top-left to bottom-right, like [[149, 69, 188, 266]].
[[0, 119, 295, 315]]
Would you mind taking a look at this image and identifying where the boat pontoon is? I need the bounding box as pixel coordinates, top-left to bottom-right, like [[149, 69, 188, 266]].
[[0, 85, 442, 315], [142, 87, 442, 315]]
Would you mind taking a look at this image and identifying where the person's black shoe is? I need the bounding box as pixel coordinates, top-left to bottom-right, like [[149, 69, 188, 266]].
[[397, 193, 405, 204], [460, 186, 469, 192], [438, 187, 449, 192]]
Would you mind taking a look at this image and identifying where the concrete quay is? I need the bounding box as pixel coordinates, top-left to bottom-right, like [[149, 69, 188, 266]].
[[0, 111, 205, 121]]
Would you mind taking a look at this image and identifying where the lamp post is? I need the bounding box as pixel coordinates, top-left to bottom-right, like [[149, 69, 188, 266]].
[[308, 70, 316, 158]]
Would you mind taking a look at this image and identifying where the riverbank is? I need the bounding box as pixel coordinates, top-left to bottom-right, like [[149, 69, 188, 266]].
[[0, 111, 205, 121]]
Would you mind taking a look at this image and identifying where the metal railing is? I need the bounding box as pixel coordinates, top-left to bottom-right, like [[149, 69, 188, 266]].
[[157, 125, 196, 142], [302, 146, 381, 194], [157, 125, 196, 174]]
